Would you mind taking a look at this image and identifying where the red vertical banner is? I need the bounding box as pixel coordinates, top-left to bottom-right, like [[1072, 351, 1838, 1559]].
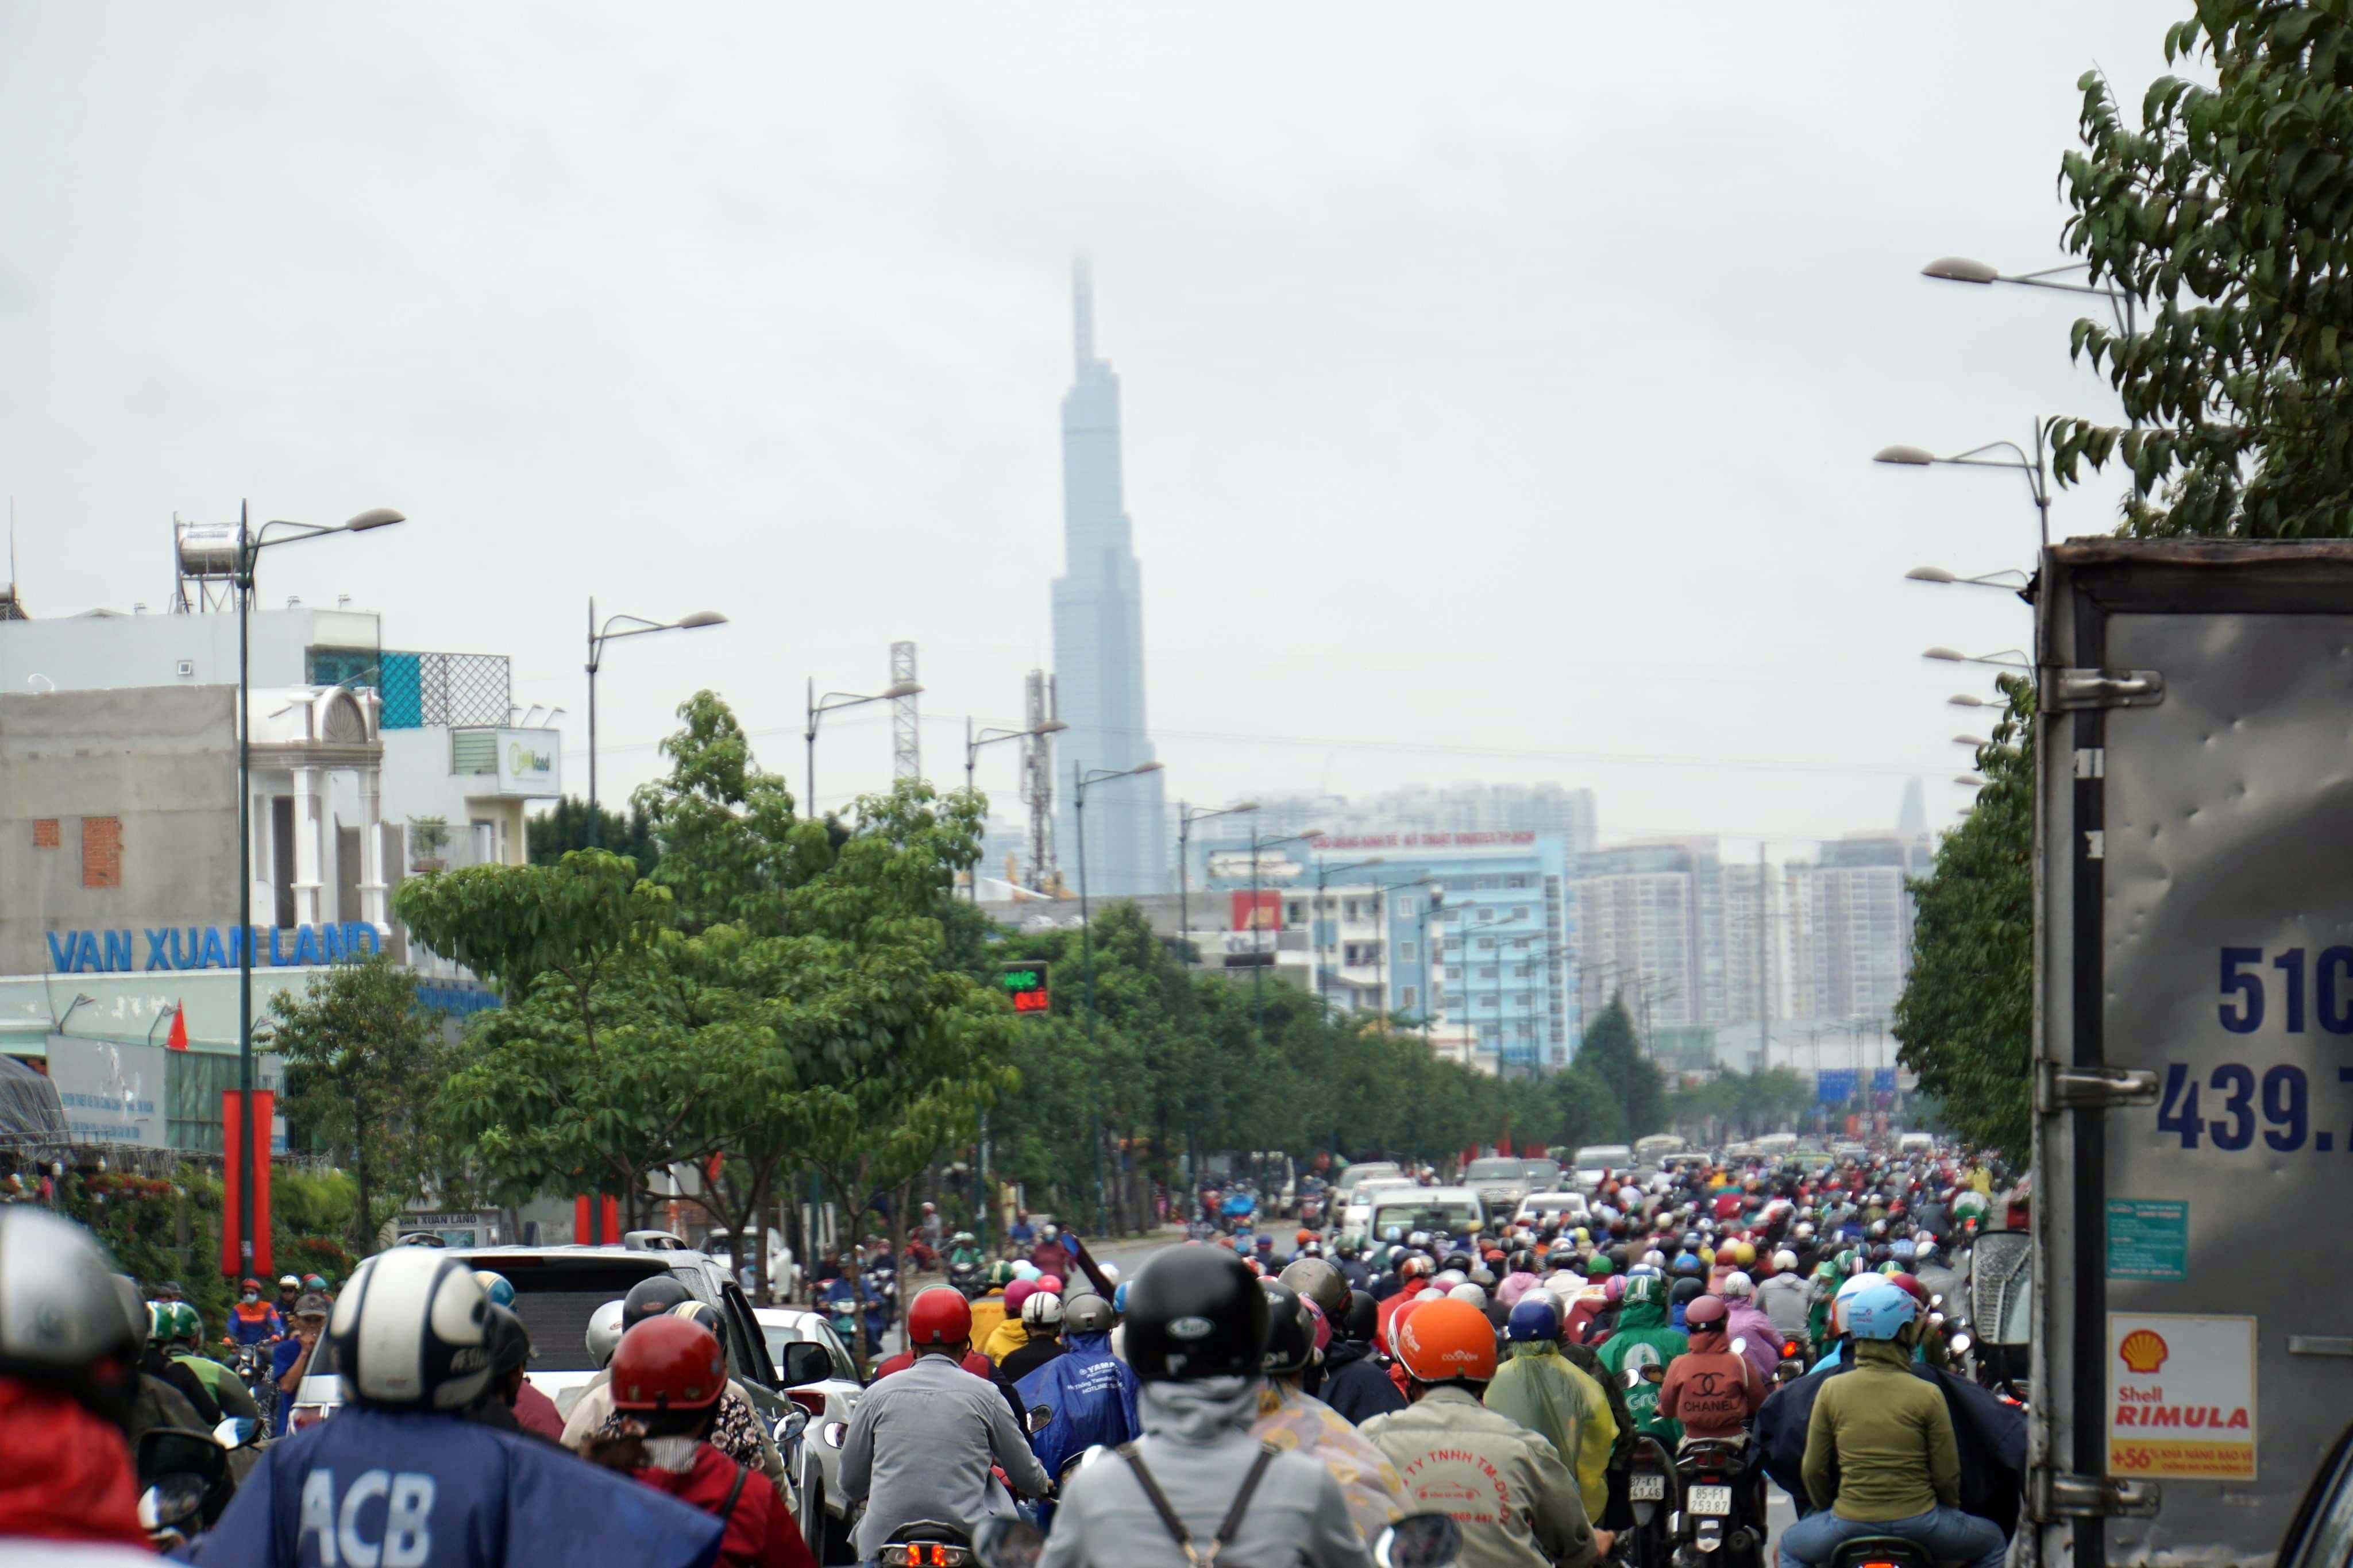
[[573, 1195, 592, 1243], [603, 1195, 620, 1243], [573, 1194, 623, 1245], [219, 1090, 275, 1278]]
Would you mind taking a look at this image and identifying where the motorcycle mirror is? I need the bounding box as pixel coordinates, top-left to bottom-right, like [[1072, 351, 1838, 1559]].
[[1027, 1403, 1052, 1435], [974, 1516, 1048, 1568], [212, 1415, 260, 1450], [1625, 1368, 1645, 1391], [777, 1409, 809, 1446], [1375, 1511, 1463, 1568], [1731, 1337, 1745, 1356], [1949, 1333, 1972, 1355], [820, 1420, 849, 1449]]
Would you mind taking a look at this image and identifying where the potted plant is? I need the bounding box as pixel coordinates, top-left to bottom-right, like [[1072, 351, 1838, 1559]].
[[407, 816, 450, 874]]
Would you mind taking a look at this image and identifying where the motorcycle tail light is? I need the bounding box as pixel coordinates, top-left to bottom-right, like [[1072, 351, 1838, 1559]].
[[788, 1390, 828, 1418], [288, 1404, 328, 1432]]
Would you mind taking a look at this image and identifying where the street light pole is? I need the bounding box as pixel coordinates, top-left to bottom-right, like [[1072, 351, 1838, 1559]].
[[1074, 759, 1164, 1235], [222, 501, 404, 1280], [587, 601, 727, 848], [1244, 831, 1317, 1046], [805, 675, 926, 821], [1310, 858, 1384, 1006], [964, 716, 1067, 901], [1176, 802, 1258, 966]]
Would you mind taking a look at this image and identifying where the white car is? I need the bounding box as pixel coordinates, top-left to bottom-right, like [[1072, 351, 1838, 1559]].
[[1343, 1178, 1419, 1238], [1511, 1191, 1591, 1229], [754, 1307, 864, 1560], [1365, 1185, 1487, 1241]]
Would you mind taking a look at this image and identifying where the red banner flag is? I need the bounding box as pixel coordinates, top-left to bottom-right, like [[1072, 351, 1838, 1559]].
[[164, 1004, 188, 1052], [219, 1090, 274, 1278]]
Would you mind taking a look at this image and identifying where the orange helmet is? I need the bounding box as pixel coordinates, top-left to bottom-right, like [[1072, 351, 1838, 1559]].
[[1296, 1229, 1314, 1245], [1393, 1297, 1496, 1384]]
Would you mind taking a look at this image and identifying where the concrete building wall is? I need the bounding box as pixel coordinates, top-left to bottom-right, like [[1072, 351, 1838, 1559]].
[[0, 607, 379, 693], [0, 686, 240, 976]]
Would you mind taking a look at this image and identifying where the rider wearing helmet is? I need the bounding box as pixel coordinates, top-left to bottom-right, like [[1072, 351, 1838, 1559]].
[[0, 1216, 161, 1563], [1250, 1281, 1408, 1546], [227, 1275, 283, 1347], [595, 1315, 815, 1568], [1041, 1246, 1372, 1568], [1320, 1289, 1406, 1426], [479, 1304, 565, 1442], [998, 1284, 1069, 1383], [1486, 1297, 1617, 1518], [1595, 1275, 1688, 1446], [1018, 1291, 1141, 1486], [563, 1280, 788, 1492], [1657, 1297, 1765, 1444], [141, 1300, 223, 1426], [1716, 1272, 1781, 1382], [196, 1248, 724, 1566], [982, 1277, 1041, 1365], [1363, 1297, 1606, 1568], [840, 1276, 1048, 1561], [1774, 1280, 2007, 1568]]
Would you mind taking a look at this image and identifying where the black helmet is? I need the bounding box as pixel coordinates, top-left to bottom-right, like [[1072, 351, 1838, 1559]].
[[329, 1248, 492, 1411], [1278, 1257, 1347, 1320], [1507, 1249, 1537, 1275], [1671, 1276, 1707, 1306], [1125, 1246, 1268, 1382], [622, 1273, 693, 1333], [1442, 1252, 1475, 1274], [1260, 1280, 1317, 1377], [1343, 1288, 1379, 1342], [483, 1304, 532, 1378]]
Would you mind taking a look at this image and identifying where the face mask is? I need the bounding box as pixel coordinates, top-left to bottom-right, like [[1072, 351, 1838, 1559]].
[[242, 1292, 259, 1304]]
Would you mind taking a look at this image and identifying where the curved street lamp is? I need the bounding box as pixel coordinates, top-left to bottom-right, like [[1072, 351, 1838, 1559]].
[[586, 603, 728, 844]]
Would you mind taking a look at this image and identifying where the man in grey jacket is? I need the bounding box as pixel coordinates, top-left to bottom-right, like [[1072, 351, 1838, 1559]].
[[1043, 1247, 1373, 1568], [840, 1287, 1050, 1559]]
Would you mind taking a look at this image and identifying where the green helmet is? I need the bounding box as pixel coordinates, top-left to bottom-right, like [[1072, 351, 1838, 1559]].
[[145, 1301, 171, 1343], [986, 1261, 1017, 1289], [169, 1302, 203, 1345]]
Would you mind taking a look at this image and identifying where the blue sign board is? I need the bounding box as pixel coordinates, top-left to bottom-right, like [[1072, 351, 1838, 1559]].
[[45, 921, 382, 975], [1815, 1069, 1857, 1105], [1870, 1068, 1897, 1093]]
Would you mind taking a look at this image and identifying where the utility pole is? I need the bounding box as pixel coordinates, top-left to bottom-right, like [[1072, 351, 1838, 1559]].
[[1757, 840, 1770, 1073]]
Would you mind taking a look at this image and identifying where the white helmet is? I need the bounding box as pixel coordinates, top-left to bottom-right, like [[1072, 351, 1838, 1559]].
[[586, 1299, 626, 1368], [1097, 1262, 1121, 1286], [1641, 1249, 1667, 1270], [1021, 1291, 1065, 1331], [1773, 1249, 1799, 1273], [1415, 1286, 1445, 1301], [329, 1248, 492, 1411], [1722, 1271, 1754, 1299], [1830, 1271, 1882, 1335], [1433, 1269, 1467, 1290], [1914, 1238, 1938, 1261], [0, 1211, 141, 1413], [1012, 1261, 1041, 1281], [1446, 1282, 1487, 1309]]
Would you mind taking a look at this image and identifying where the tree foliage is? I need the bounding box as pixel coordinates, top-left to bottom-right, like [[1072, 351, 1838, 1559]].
[[2053, 1, 2353, 535], [1892, 675, 2034, 1161], [527, 795, 661, 878], [268, 955, 451, 1255], [1574, 994, 1667, 1138], [1664, 1067, 1813, 1140]]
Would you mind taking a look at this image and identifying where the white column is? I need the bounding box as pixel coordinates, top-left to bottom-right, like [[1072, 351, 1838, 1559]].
[[291, 766, 324, 928], [359, 766, 388, 930], [252, 779, 276, 921]]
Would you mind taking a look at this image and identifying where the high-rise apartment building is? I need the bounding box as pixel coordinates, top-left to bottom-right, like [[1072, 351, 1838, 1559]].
[[1050, 260, 1165, 895]]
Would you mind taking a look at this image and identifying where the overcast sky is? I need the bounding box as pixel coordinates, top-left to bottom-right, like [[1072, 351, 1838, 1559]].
[[0, 2, 2192, 856]]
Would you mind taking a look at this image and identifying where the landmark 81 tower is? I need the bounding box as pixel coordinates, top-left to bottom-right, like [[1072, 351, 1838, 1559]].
[[1051, 258, 1167, 895]]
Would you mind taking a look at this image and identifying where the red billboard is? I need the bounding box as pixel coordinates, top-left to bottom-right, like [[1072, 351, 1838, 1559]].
[[1230, 891, 1282, 932]]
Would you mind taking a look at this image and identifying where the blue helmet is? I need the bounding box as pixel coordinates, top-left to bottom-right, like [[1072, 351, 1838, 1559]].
[[1112, 1281, 1131, 1314], [472, 1270, 516, 1308], [1671, 1252, 1703, 1277], [1505, 1297, 1562, 1343], [1845, 1279, 1918, 1341]]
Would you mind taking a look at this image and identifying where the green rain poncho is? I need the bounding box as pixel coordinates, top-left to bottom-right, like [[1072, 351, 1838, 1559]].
[[1596, 1276, 1688, 1445], [1484, 1342, 1617, 1517]]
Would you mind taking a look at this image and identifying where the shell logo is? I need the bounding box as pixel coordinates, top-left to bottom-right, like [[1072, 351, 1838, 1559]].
[[2120, 1328, 2169, 1374]]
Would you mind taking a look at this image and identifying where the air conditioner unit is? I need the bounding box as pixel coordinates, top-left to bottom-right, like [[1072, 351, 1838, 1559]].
[[174, 660, 195, 678]]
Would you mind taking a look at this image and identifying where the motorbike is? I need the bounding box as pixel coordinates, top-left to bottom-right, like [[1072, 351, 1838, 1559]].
[[1622, 1430, 1677, 1568], [230, 1341, 276, 1432], [1770, 1334, 1808, 1388], [1668, 1435, 1764, 1568], [816, 1277, 863, 1349], [948, 1259, 982, 1299], [1824, 1540, 1934, 1568], [973, 1511, 1463, 1568], [136, 1417, 251, 1552]]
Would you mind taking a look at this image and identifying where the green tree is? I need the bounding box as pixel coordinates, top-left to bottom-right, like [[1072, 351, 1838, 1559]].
[[268, 955, 450, 1254], [1576, 994, 1665, 1137], [1892, 675, 2034, 1161], [528, 795, 661, 878], [1542, 1064, 1630, 1152], [2053, 1, 2353, 536]]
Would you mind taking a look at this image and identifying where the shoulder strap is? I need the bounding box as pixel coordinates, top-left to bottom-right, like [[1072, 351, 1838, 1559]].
[[1117, 1442, 1280, 1568], [717, 1461, 750, 1526]]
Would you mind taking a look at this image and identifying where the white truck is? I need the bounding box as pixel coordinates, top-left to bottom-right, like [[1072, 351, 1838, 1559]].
[[1996, 539, 2353, 1568]]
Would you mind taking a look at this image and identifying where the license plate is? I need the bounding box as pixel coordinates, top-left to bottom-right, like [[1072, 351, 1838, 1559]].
[[1630, 1474, 1667, 1501], [1688, 1485, 1733, 1517]]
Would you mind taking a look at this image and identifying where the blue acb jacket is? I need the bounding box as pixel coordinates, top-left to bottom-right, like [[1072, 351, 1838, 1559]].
[[190, 1404, 724, 1567], [1015, 1333, 1140, 1480]]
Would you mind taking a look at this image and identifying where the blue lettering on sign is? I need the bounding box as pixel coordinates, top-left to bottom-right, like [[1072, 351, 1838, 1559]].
[[43, 922, 383, 974]]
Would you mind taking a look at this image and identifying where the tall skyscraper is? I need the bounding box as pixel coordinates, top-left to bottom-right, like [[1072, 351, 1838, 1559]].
[[1052, 259, 1166, 895]]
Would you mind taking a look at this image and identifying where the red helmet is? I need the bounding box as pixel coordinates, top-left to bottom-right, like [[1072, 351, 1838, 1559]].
[[907, 1287, 973, 1347], [1888, 1272, 1930, 1306], [610, 1317, 727, 1412]]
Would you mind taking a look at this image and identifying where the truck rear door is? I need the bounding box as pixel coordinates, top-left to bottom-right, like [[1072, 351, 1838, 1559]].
[[2038, 540, 2353, 1566]]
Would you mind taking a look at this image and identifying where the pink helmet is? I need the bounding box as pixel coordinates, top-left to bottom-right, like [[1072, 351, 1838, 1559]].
[[1036, 1274, 1064, 1296], [1604, 1275, 1627, 1303], [1301, 1295, 1332, 1353]]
